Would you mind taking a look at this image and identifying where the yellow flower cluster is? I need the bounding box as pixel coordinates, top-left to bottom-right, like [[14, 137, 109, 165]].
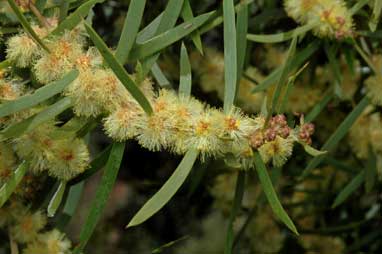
[[2, 23, 317, 170], [284, 0, 354, 39]]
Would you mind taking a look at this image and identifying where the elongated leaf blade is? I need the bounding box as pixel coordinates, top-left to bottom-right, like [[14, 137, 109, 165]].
[[47, 181, 67, 217], [0, 161, 28, 208], [181, 0, 203, 54], [224, 172, 245, 254], [179, 43, 192, 96], [127, 149, 199, 228], [305, 94, 333, 123], [270, 36, 297, 115], [254, 152, 298, 235], [252, 41, 320, 93], [0, 97, 73, 140], [0, 70, 78, 118], [332, 171, 365, 208], [84, 23, 153, 115], [115, 0, 146, 64], [129, 12, 214, 61], [51, 0, 105, 36], [236, 3, 248, 84], [151, 63, 172, 88], [139, 0, 184, 75], [247, 22, 317, 43], [303, 96, 370, 176], [369, 0, 382, 32], [73, 142, 125, 253], [223, 0, 237, 114]]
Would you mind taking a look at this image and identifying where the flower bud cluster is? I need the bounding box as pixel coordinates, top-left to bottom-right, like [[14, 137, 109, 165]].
[[284, 0, 354, 39], [299, 122, 315, 145]]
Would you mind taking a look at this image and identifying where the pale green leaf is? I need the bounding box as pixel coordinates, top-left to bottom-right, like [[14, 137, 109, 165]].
[[0, 70, 78, 118], [247, 22, 318, 43], [254, 152, 298, 235], [47, 181, 67, 217], [0, 161, 28, 208], [115, 0, 146, 64], [127, 149, 199, 228], [179, 42, 192, 97], [223, 0, 237, 114], [73, 142, 125, 253]]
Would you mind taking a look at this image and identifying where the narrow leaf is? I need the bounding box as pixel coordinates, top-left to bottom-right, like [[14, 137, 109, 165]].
[[115, 0, 146, 64], [0, 59, 11, 70], [74, 142, 125, 253], [0, 97, 73, 140], [0, 161, 28, 208], [253, 41, 320, 93], [6, 0, 50, 52], [224, 172, 245, 254], [128, 12, 214, 61], [270, 36, 297, 115], [254, 152, 298, 235], [179, 42, 192, 97], [63, 181, 84, 215], [303, 96, 370, 176], [136, 13, 163, 43], [247, 22, 318, 43], [181, 0, 203, 54], [349, 0, 369, 15], [235, 3, 248, 102], [300, 142, 327, 157], [332, 171, 365, 208], [305, 94, 333, 123], [51, 0, 105, 36], [369, 0, 382, 32], [151, 63, 172, 88], [59, 0, 70, 23], [0, 70, 78, 118], [127, 149, 199, 228], [223, 0, 237, 114], [365, 151, 377, 193], [139, 0, 184, 75], [84, 23, 153, 115], [47, 181, 66, 217]]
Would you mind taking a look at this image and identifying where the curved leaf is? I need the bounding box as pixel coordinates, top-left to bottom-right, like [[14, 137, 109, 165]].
[[254, 152, 298, 235], [127, 149, 199, 228], [0, 97, 73, 140], [0, 161, 29, 208], [247, 22, 318, 43], [47, 181, 66, 217], [73, 142, 125, 253], [0, 69, 78, 118]]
